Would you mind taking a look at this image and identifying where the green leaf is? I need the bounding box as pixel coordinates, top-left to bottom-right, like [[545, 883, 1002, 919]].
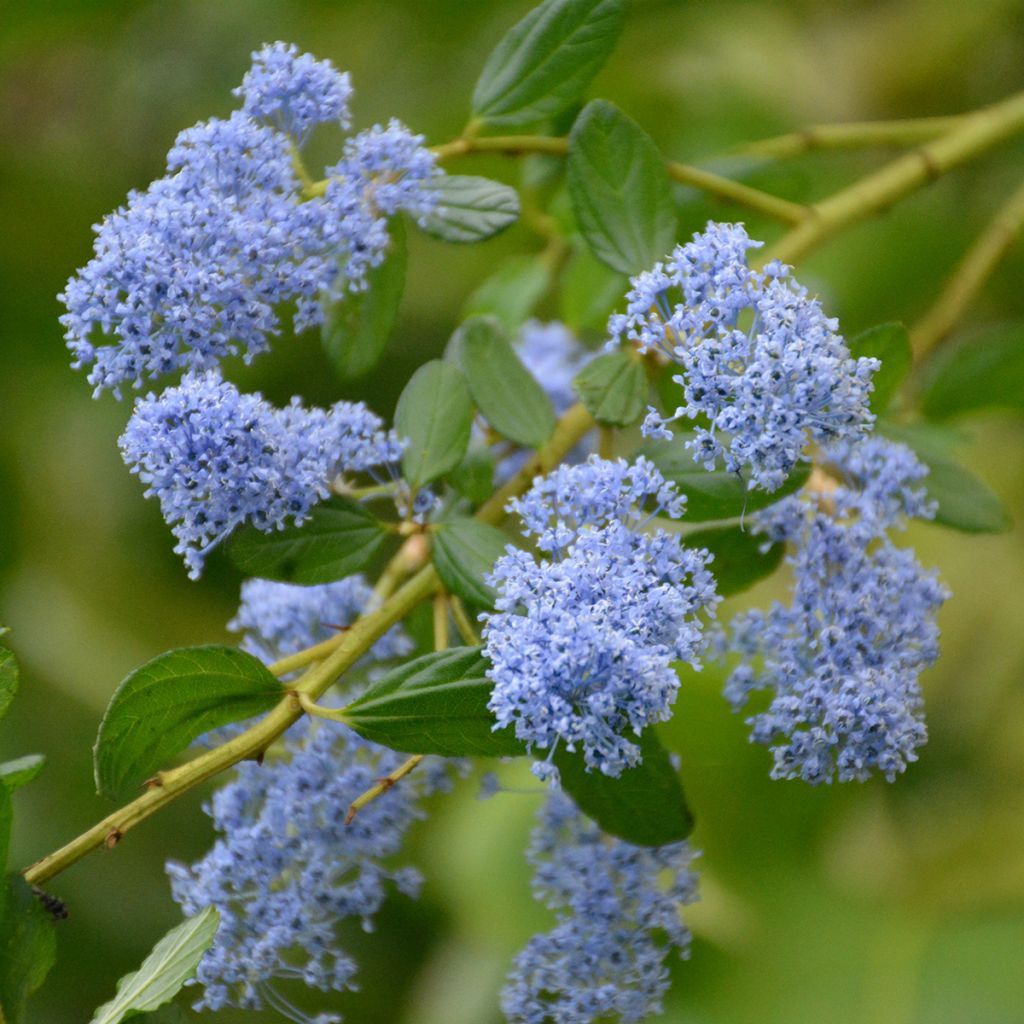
[[419, 176, 520, 243], [228, 497, 392, 584], [89, 906, 219, 1024], [686, 526, 783, 597], [0, 633, 18, 723], [572, 350, 647, 426], [0, 755, 45, 791], [554, 730, 694, 846], [472, 0, 625, 129], [342, 646, 523, 757], [848, 322, 912, 413], [94, 646, 284, 802], [0, 874, 57, 1024], [463, 256, 551, 331], [922, 324, 1024, 419], [450, 450, 496, 506], [321, 217, 406, 380], [395, 360, 475, 488], [567, 99, 677, 275], [641, 434, 811, 521], [879, 422, 1012, 533], [433, 517, 509, 607], [560, 243, 628, 332], [0, 787, 10, 877], [450, 316, 557, 448]]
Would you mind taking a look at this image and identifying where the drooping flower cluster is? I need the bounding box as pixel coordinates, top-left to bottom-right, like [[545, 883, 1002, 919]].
[[229, 576, 412, 668], [723, 436, 949, 783], [169, 724, 453, 1021], [60, 42, 439, 395], [483, 457, 718, 778], [502, 791, 699, 1024], [609, 222, 877, 492], [119, 371, 403, 578], [171, 575, 453, 1022]]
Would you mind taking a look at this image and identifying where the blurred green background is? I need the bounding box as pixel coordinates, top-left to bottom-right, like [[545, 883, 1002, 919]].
[[3, 1, 1024, 1022]]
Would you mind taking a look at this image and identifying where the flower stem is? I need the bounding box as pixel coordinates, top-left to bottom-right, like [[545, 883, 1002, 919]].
[[759, 90, 1024, 268], [910, 177, 1024, 361], [738, 115, 962, 160], [431, 134, 807, 224]]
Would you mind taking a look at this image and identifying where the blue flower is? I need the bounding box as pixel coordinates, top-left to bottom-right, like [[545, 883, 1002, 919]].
[[610, 222, 877, 492], [722, 437, 949, 783], [502, 791, 699, 1024], [236, 41, 353, 142], [119, 371, 402, 578], [483, 457, 718, 778], [61, 48, 437, 395], [169, 724, 454, 1022]]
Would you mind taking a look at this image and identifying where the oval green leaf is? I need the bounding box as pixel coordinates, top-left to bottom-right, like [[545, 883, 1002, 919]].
[[472, 0, 625, 129], [228, 497, 392, 584], [94, 646, 284, 802], [395, 360, 475, 488], [572, 349, 647, 426], [554, 729, 694, 846], [433, 517, 509, 607], [922, 323, 1024, 419], [419, 175, 520, 243], [89, 906, 220, 1024], [0, 634, 17, 723], [451, 316, 557, 448], [685, 526, 783, 597], [342, 646, 523, 757], [848, 322, 912, 413], [567, 99, 677, 275], [321, 217, 406, 380], [463, 255, 550, 330], [641, 434, 811, 521], [0, 755, 45, 792], [0, 875, 57, 1024]]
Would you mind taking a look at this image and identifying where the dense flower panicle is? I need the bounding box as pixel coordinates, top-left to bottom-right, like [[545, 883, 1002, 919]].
[[516, 320, 596, 415], [236, 41, 353, 141], [119, 371, 402, 578], [169, 725, 453, 1022], [502, 791, 699, 1024], [484, 458, 718, 778], [509, 455, 686, 554], [228, 577, 412, 667], [60, 46, 438, 395], [723, 437, 949, 784], [609, 222, 877, 492]]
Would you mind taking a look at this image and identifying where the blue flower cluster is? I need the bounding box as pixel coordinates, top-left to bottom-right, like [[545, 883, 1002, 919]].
[[236, 41, 353, 141], [119, 371, 403, 578], [483, 457, 718, 778], [169, 725, 451, 1022], [60, 42, 439, 395], [723, 436, 949, 783], [229, 576, 412, 668], [502, 791, 699, 1024], [171, 575, 452, 1021], [609, 222, 877, 491]]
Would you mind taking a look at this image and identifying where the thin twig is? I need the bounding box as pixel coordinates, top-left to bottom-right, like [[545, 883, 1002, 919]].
[[911, 178, 1024, 361]]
